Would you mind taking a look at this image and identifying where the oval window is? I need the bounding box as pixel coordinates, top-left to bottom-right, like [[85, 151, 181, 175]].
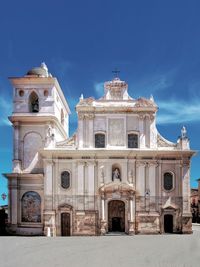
[[164, 172, 173, 191], [61, 171, 70, 189]]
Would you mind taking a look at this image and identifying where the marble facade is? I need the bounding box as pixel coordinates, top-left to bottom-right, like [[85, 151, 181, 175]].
[[4, 63, 195, 236]]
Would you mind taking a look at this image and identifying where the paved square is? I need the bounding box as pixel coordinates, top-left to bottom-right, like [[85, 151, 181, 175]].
[[1, 228, 200, 267]]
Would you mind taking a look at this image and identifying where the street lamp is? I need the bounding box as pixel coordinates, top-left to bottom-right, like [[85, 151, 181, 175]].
[[1, 193, 7, 201]]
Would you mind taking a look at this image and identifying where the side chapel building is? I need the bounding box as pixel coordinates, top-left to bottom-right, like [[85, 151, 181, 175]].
[[4, 63, 195, 236]]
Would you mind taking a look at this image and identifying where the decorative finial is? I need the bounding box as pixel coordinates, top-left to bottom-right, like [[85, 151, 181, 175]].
[[41, 62, 48, 72], [150, 94, 154, 102], [112, 68, 120, 78], [181, 126, 187, 139]]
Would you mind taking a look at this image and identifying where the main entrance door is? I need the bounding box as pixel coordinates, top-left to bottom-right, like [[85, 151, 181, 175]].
[[108, 200, 125, 232], [164, 214, 173, 233], [61, 213, 70, 236]]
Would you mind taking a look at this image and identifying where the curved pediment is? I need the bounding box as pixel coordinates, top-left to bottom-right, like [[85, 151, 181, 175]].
[[99, 181, 135, 194], [135, 97, 157, 108], [56, 134, 76, 148], [157, 133, 177, 148]]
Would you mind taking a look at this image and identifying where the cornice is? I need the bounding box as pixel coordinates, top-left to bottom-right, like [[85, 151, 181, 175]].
[[9, 114, 68, 139], [39, 148, 196, 159]]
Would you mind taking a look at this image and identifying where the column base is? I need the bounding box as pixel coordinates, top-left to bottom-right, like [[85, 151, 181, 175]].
[[100, 220, 107, 235], [128, 221, 135, 235], [12, 160, 21, 173], [43, 210, 56, 237]]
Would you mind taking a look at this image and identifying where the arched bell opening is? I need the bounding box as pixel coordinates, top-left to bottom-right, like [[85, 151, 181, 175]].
[[29, 91, 39, 113]]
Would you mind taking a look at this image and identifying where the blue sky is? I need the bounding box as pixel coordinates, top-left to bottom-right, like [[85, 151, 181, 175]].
[[1, 0, 200, 205]]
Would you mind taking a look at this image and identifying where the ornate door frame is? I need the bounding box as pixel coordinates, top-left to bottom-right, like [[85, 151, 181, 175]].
[[57, 204, 73, 236]]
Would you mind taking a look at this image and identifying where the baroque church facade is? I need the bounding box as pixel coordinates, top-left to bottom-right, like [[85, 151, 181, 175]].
[[4, 63, 195, 236]]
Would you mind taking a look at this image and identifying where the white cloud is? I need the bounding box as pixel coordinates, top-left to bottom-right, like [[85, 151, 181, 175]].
[[130, 68, 177, 97], [0, 96, 12, 126], [157, 98, 200, 124], [94, 82, 104, 97]]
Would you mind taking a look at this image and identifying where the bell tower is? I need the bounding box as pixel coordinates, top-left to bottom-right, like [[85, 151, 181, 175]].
[[9, 63, 71, 173]]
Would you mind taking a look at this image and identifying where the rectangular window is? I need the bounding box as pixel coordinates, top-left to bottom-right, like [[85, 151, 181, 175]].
[[95, 134, 105, 148], [128, 134, 138, 148]]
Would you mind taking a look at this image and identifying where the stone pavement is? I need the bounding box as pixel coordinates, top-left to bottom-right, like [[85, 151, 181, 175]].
[[0, 228, 200, 267]]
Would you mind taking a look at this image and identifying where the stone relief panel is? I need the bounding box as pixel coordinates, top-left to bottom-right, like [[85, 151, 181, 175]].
[[23, 132, 43, 170], [21, 191, 41, 223], [127, 116, 139, 131], [74, 211, 97, 235], [108, 118, 125, 146], [94, 117, 106, 132]]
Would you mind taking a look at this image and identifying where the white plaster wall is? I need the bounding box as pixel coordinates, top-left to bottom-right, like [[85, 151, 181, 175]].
[[149, 164, 156, 197], [13, 87, 55, 114], [150, 119, 157, 149], [53, 87, 69, 136], [23, 132, 43, 170]]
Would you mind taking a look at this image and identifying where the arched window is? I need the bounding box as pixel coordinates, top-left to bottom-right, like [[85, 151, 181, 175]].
[[95, 133, 105, 148], [29, 92, 39, 113], [163, 172, 173, 191], [21, 191, 41, 222], [128, 133, 138, 148], [61, 171, 70, 189]]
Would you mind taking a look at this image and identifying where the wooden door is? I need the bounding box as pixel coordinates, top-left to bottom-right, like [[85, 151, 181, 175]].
[[108, 200, 125, 232], [164, 214, 173, 233], [61, 213, 70, 236]]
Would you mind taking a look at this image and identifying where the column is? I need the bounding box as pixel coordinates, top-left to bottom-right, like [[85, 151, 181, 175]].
[[128, 159, 135, 186], [128, 192, 135, 235], [77, 161, 85, 212], [149, 114, 156, 149], [85, 161, 95, 210], [100, 194, 106, 235], [10, 177, 18, 226], [78, 114, 84, 148], [77, 161, 85, 196], [182, 159, 192, 233], [44, 160, 54, 207], [139, 114, 145, 148], [149, 162, 156, 197], [102, 198, 105, 220], [145, 115, 150, 148], [182, 160, 190, 214], [13, 122, 21, 172], [87, 162, 95, 195], [88, 114, 94, 148], [44, 160, 56, 236], [136, 161, 145, 196], [130, 198, 133, 222], [145, 163, 150, 212]]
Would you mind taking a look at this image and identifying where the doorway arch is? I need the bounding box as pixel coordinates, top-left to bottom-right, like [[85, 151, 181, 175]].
[[164, 214, 173, 233], [108, 200, 125, 232]]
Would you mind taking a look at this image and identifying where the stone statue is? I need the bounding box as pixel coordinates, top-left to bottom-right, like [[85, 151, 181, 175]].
[[181, 126, 187, 139], [112, 168, 121, 181], [45, 125, 55, 147]]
